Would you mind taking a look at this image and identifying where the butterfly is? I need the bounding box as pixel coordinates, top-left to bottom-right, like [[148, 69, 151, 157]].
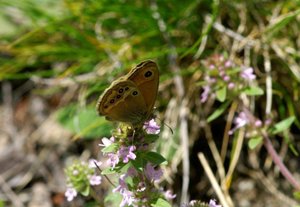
[[97, 60, 159, 126]]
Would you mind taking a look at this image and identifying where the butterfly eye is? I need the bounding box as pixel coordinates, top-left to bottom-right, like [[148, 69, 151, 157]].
[[125, 87, 129, 91], [116, 95, 121, 99], [110, 99, 115, 103], [104, 105, 108, 109], [132, 91, 138, 96], [144, 70, 152, 78], [119, 88, 124, 93]]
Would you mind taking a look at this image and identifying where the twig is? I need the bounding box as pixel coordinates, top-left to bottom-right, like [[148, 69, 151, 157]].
[[0, 175, 24, 207], [2, 81, 17, 139], [271, 43, 300, 82], [224, 128, 245, 190], [179, 99, 190, 203], [198, 153, 233, 207], [263, 41, 272, 116], [221, 100, 238, 162], [206, 16, 258, 48], [203, 121, 226, 182], [150, 1, 190, 203], [262, 132, 300, 190], [248, 170, 298, 206]]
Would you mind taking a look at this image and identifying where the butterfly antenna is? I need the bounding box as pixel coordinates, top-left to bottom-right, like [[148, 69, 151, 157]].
[[163, 122, 174, 134], [156, 117, 174, 134], [93, 160, 116, 187]]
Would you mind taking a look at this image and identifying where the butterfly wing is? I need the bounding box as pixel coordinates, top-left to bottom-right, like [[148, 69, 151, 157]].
[[126, 60, 159, 116], [97, 80, 148, 125]]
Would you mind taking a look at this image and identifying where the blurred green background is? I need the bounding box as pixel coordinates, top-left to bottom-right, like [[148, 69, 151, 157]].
[[1, 0, 300, 206]]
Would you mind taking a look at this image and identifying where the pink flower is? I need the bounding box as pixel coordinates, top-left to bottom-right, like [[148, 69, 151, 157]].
[[126, 167, 138, 177], [228, 112, 249, 135], [264, 118, 272, 126], [145, 163, 163, 182], [228, 82, 235, 89], [209, 199, 222, 207], [234, 112, 249, 128], [164, 190, 176, 200], [89, 175, 102, 186], [107, 153, 120, 168], [255, 120, 262, 127], [99, 136, 115, 147], [113, 174, 136, 206], [65, 187, 77, 202], [241, 67, 256, 80], [224, 60, 232, 67], [88, 159, 102, 169], [113, 174, 128, 194], [118, 146, 136, 163], [223, 75, 230, 82], [200, 85, 211, 103], [119, 189, 136, 207], [143, 119, 160, 134]]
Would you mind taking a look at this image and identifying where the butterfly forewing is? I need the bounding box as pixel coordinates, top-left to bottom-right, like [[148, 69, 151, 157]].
[[97, 60, 159, 126], [97, 80, 148, 124], [126, 60, 159, 115]]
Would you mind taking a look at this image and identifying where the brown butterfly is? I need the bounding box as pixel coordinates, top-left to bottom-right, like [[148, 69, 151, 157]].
[[97, 60, 159, 126]]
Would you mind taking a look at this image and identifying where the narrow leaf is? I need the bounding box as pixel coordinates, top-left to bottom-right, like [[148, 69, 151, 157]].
[[207, 101, 230, 123], [270, 116, 295, 134], [216, 86, 227, 102], [243, 86, 264, 96], [144, 151, 167, 165], [265, 9, 300, 39], [131, 155, 144, 171], [101, 143, 119, 153], [248, 136, 263, 150], [101, 167, 117, 175], [144, 134, 160, 143], [151, 198, 172, 207]]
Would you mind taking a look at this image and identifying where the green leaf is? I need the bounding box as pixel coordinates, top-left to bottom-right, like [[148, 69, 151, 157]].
[[56, 104, 112, 139], [143, 151, 167, 165], [119, 162, 134, 174], [101, 143, 119, 153], [207, 101, 230, 123], [131, 156, 144, 171], [216, 86, 227, 102], [293, 191, 300, 201], [144, 134, 160, 143], [270, 116, 295, 134], [248, 136, 263, 150], [151, 198, 172, 207], [104, 191, 122, 206], [243, 86, 264, 96], [101, 167, 117, 175], [0, 200, 4, 207], [80, 186, 90, 197], [264, 9, 300, 39]]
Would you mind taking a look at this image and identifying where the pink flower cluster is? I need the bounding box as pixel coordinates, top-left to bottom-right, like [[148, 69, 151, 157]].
[[228, 110, 271, 136], [112, 163, 165, 207], [64, 159, 102, 202], [143, 119, 161, 134], [200, 54, 257, 103]]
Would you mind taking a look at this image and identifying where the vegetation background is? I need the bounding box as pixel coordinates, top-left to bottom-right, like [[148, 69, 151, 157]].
[[0, 0, 300, 206]]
